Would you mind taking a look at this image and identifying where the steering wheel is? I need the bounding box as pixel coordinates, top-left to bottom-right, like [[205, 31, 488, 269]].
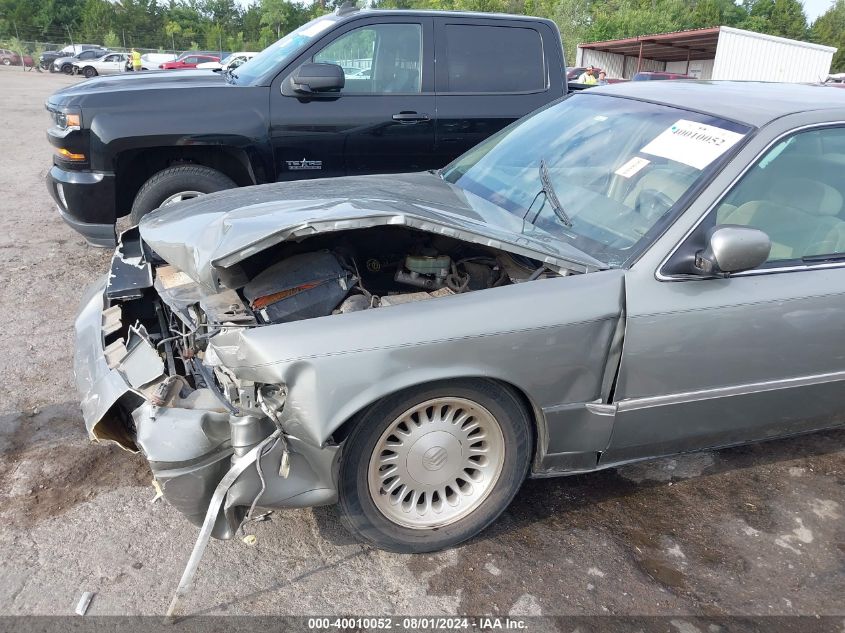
[[635, 188, 675, 219]]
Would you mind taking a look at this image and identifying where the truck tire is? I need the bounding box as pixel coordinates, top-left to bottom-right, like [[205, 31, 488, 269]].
[[83, 66, 97, 78], [336, 379, 532, 553], [130, 165, 236, 225]]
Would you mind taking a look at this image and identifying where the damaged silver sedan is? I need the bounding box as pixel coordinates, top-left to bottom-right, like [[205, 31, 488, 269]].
[[75, 82, 845, 555]]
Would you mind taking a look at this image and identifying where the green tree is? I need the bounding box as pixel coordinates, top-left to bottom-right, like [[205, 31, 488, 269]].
[[812, 0, 845, 72], [743, 0, 808, 38], [103, 29, 120, 47]]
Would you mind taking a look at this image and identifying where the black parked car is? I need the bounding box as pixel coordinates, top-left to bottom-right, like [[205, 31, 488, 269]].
[[46, 7, 574, 247], [39, 50, 62, 70]]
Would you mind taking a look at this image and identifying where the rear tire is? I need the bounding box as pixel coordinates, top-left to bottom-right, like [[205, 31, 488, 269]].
[[129, 165, 236, 225], [83, 66, 97, 78], [337, 379, 532, 553]]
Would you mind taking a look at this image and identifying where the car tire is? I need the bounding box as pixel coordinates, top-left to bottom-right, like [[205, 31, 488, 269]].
[[2, 58, 10, 66], [130, 164, 236, 225], [337, 379, 532, 553], [61, 63, 72, 74], [83, 66, 97, 78]]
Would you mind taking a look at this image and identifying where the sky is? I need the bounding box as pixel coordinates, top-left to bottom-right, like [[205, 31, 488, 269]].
[[802, 0, 835, 21], [232, 0, 835, 24]]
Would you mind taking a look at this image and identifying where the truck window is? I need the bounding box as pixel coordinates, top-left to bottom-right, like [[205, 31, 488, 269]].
[[443, 24, 545, 93], [313, 23, 422, 94]]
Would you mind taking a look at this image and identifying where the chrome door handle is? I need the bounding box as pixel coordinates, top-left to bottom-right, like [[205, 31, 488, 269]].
[[392, 112, 431, 123]]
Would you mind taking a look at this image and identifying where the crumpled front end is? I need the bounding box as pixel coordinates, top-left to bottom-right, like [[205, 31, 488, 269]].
[[75, 195, 597, 541], [73, 228, 338, 539]]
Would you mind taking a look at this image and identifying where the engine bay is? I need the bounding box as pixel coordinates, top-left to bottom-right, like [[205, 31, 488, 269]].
[[102, 226, 563, 420], [232, 226, 558, 325]]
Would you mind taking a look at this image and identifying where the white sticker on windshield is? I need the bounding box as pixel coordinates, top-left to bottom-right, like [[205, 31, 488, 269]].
[[640, 119, 745, 170], [299, 19, 335, 38], [614, 156, 650, 179]]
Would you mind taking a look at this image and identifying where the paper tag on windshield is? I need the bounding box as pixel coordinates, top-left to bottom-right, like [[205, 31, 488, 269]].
[[640, 120, 744, 170], [614, 156, 650, 179]]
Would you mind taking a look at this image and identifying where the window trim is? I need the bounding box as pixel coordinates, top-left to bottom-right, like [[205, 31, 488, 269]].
[[308, 21, 426, 97], [436, 21, 548, 96], [656, 121, 845, 282]]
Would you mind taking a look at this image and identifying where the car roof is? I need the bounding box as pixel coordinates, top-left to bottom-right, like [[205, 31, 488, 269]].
[[340, 7, 556, 24], [589, 80, 845, 127]]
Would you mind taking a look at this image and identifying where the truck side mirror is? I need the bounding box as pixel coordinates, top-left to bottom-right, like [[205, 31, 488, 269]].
[[694, 225, 771, 276], [291, 63, 345, 94]]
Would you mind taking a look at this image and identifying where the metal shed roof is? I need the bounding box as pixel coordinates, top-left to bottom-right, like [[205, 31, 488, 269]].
[[579, 27, 721, 62]]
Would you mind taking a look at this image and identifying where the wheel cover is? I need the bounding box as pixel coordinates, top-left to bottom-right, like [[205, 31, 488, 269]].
[[160, 190, 203, 207], [368, 397, 505, 530]]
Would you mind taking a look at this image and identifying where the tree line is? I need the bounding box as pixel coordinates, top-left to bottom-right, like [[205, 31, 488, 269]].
[[0, 0, 842, 72]]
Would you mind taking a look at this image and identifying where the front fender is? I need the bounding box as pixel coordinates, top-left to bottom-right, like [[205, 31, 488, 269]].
[[209, 269, 625, 449], [84, 86, 272, 174]]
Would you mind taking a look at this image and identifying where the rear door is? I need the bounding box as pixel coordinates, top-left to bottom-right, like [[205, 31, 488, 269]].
[[270, 16, 436, 181], [432, 18, 564, 167]]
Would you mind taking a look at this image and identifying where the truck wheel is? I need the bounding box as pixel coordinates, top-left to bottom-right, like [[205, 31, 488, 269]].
[[337, 379, 532, 553], [130, 165, 236, 225], [83, 66, 97, 78]]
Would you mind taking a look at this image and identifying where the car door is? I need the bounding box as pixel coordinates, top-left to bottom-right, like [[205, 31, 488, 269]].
[[432, 18, 564, 167], [270, 16, 435, 181], [102, 54, 120, 73], [604, 121, 845, 464]]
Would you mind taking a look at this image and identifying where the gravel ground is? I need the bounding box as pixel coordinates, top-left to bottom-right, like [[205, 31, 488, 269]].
[[0, 66, 843, 621]]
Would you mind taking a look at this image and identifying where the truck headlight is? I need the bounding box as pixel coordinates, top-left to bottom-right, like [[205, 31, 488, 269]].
[[50, 108, 81, 130]]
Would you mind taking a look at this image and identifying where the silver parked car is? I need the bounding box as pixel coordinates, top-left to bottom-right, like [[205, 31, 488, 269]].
[[74, 81, 845, 554]]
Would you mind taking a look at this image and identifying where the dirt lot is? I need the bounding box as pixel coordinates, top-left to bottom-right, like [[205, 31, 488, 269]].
[[0, 66, 843, 621]]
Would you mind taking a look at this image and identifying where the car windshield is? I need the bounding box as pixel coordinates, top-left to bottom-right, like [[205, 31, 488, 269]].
[[231, 15, 339, 85], [441, 93, 751, 267]]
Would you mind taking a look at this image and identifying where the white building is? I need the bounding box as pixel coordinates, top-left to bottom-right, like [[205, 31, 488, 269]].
[[576, 26, 836, 83]]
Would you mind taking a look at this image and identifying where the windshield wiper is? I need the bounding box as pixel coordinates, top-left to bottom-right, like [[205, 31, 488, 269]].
[[801, 253, 845, 263], [539, 159, 573, 227]]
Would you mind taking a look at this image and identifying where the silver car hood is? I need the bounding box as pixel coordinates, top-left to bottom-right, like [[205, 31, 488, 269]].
[[139, 172, 608, 290]]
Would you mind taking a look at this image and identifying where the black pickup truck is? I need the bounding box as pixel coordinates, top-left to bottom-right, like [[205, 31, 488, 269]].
[[46, 7, 571, 247]]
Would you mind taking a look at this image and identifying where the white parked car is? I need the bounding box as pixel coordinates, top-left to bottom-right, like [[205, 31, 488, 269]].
[[196, 51, 257, 71], [74, 52, 129, 78], [137, 53, 178, 71]]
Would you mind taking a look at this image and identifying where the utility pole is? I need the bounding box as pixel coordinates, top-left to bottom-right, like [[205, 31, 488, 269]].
[[122, 29, 126, 49]]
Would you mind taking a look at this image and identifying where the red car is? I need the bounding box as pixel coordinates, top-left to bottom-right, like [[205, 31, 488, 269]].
[[0, 49, 34, 67], [160, 53, 220, 70]]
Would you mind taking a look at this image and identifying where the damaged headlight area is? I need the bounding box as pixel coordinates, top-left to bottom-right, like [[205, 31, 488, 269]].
[[75, 227, 338, 541], [76, 220, 565, 544]]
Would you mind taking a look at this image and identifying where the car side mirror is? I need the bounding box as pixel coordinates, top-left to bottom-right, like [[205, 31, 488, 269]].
[[291, 63, 344, 94], [694, 225, 771, 276]]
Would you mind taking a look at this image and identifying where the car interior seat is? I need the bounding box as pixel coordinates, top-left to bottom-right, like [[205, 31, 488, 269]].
[[718, 176, 845, 260]]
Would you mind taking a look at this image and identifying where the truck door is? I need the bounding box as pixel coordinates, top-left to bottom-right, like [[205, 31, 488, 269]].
[[432, 18, 565, 167], [270, 16, 436, 181]]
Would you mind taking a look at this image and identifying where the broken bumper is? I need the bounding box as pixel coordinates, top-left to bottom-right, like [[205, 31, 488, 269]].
[[73, 276, 339, 539]]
